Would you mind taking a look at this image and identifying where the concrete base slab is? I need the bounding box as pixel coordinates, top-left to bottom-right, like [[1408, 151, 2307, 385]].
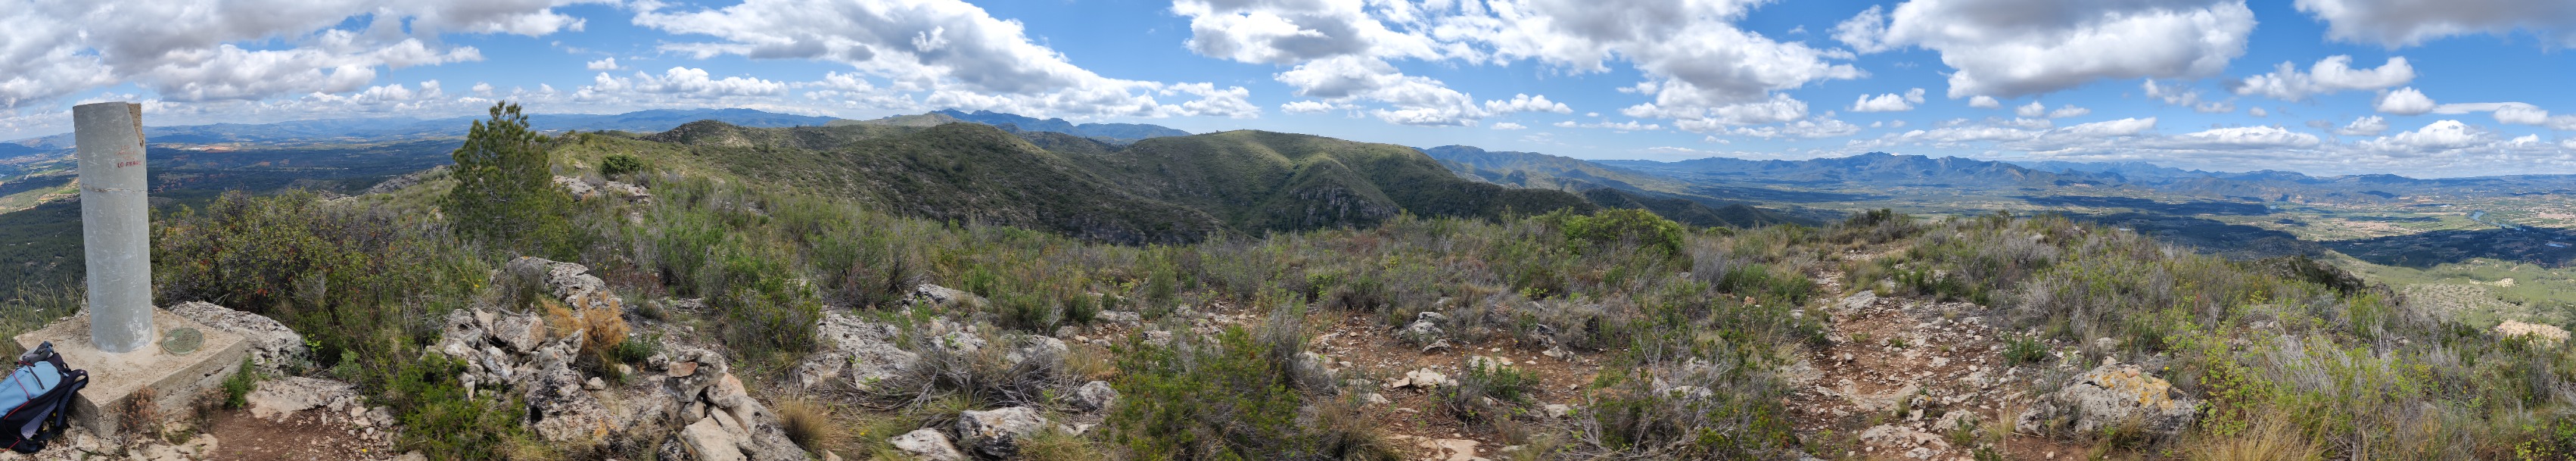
[[14, 309, 247, 440]]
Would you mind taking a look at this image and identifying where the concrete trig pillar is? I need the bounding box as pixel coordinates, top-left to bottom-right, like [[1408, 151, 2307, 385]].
[[73, 101, 153, 354]]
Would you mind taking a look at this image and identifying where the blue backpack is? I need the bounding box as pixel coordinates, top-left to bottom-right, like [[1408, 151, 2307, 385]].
[[0, 342, 85, 453]]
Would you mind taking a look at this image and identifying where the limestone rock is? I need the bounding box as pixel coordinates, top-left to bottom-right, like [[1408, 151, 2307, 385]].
[[1006, 336, 1069, 367], [2016, 363, 2198, 440], [1417, 438, 1481, 461], [490, 311, 546, 354], [909, 284, 983, 307], [599, 180, 652, 203], [505, 257, 610, 304], [1069, 381, 1118, 413], [680, 417, 747, 461], [244, 377, 360, 422], [1835, 291, 1877, 313], [1097, 310, 1143, 326], [955, 406, 1050, 459], [891, 428, 968, 461], [932, 332, 988, 355], [524, 360, 611, 443], [794, 312, 919, 390], [553, 176, 599, 200], [167, 301, 310, 373], [1403, 311, 1446, 341]]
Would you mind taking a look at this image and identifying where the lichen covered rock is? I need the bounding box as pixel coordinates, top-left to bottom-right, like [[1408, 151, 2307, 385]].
[[2015, 363, 2198, 440]]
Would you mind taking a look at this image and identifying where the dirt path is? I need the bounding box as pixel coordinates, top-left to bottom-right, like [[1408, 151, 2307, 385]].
[[1785, 250, 2089, 460]]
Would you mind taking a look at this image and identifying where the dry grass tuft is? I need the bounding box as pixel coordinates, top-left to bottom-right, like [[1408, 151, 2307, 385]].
[[774, 396, 845, 451], [2187, 414, 2326, 461]]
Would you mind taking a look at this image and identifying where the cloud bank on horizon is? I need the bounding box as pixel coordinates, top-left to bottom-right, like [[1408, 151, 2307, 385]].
[[5, 0, 2576, 177]]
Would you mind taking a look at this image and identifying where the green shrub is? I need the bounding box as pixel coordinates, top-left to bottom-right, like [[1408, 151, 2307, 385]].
[[1106, 327, 1390, 460], [220, 357, 260, 410], [443, 101, 581, 258], [600, 153, 646, 176], [1063, 291, 1102, 326], [1560, 208, 1688, 260], [2002, 334, 2050, 365]]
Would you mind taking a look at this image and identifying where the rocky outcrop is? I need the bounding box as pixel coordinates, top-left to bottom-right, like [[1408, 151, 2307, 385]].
[[792, 312, 921, 391], [168, 301, 309, 373], [955, 406, 1050, 459], [2497, 320, 2569, 347], [503, 257, 610, 307], [435, 258, 805, 460], [2015, 363, 2198, 440]]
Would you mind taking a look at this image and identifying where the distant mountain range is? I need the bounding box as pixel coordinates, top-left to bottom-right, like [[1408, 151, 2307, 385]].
[[930, 109, 1190, 142], [2, 108, 839, 149]]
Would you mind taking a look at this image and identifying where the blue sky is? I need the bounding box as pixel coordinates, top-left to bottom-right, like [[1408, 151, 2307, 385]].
[[5, 0, 2576, 177]]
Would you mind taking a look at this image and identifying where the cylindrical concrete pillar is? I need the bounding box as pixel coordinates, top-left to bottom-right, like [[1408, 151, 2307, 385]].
[[74, 101, 154, 354]]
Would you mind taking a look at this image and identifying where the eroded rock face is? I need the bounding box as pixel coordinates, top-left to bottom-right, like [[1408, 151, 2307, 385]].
[[891, 428, 968, 461], [524, 360, 610, 443], [2015, 363, 2199, 440], [167, 301, 309, 374], [954, 406, 1050, 459]]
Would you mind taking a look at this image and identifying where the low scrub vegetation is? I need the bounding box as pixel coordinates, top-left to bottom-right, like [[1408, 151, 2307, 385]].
[[21, 104, 2556, 459]]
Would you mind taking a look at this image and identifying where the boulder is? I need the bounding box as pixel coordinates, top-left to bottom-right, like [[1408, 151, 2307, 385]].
[[435, 308, 490, 359], [505, 257, 610, 304], [795, 312, 920, 390], [1006, 336, 1069, 367], [1068, 381, 1118, 413], [954, 406, 1050, 459], [910, 284, 983, 307], [167, 301, 310, 373], [2015, 363, 2199, 440], [244, 377, 362, 422], [891, 428, 969, 461], [680, 416, 748, 461], [490, 311, 546, 354], [1403, 311, 1445, 341]]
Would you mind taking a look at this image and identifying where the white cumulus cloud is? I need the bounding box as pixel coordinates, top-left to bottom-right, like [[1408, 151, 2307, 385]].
[[636, 0, 1258, 119], [0, 0, 594, 108], [2232, 55, 2413, 101], [2295, 0, 2576, 47], [1852, 88, 1927, 112], [2375, 87, 2438, 115], [1838, 0, 2257, 98]]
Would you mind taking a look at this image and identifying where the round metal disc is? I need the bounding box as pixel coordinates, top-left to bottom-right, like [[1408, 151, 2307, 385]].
[[161, 327, 204, 356]]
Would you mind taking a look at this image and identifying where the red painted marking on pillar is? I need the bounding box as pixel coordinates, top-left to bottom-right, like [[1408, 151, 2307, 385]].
[[117, 160, 140, 168]]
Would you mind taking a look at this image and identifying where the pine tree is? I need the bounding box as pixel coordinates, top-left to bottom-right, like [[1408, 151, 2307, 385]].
[[444, 102, 575, 256]]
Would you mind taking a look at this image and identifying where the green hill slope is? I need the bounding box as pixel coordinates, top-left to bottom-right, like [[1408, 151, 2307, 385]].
[[619, 122, 1595, 243]]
